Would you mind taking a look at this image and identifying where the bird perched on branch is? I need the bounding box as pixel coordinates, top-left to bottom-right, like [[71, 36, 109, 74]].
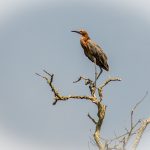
[[71, 29, 109, 80]]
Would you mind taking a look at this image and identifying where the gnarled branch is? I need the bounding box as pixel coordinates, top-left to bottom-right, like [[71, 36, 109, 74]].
[[36, 70, 122, 150]]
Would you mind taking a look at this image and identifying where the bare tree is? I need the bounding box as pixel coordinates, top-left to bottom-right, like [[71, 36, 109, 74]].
[[36, 70, 149, 150]]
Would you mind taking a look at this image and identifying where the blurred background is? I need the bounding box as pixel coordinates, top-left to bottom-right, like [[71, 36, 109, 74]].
[[0, 0, 150, 149]]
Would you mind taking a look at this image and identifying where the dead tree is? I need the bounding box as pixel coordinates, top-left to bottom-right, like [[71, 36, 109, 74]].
[[36, 70, 149, 150]]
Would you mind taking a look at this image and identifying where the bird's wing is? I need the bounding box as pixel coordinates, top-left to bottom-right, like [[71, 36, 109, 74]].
[[87, 40, 107, 61], [87, 40, 109, 71]]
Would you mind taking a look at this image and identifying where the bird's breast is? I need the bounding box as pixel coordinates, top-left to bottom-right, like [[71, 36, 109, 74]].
[[80, 40, 94, 62]]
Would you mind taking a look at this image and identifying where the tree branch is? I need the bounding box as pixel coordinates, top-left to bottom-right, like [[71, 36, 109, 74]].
[[132, 118, 150, 150], [103, 92, 148, 150], [93, 102, 106, 149], [98, 77, 121, 102], [73, 76, 96, 97], [36, 71, 98, 105], [36, 70, 122, 150], [124, 91, 148, 147], [131, 91, 148, 129], [88, 113, 97, 125]]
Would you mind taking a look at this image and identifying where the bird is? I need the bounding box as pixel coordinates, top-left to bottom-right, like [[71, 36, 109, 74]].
[[71, 29, 109, 80]]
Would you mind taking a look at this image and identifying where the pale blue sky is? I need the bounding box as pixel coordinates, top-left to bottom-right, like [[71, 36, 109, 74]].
[[0, 0, 150, 150]]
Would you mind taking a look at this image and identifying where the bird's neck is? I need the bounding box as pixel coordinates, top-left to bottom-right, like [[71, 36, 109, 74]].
[[80, 35, 90, 49], [81, 35, 90, 42]]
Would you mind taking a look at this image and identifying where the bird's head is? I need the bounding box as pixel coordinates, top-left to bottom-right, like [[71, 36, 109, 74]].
[[71, 29, 89, 37]]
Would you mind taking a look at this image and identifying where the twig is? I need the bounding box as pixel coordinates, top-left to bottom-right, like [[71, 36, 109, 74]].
[[131, 91, 148, 129], [132, 118, 150, 150], [104, 91, 147, 150], [98, 77, 121, 102], [73, 76, 96, 97], [36, 70, 122, 150], [88, 113, 97, 125], [73, 76, 93, 85], [124, 92, 149, 146], [36, 71, 98, 105]]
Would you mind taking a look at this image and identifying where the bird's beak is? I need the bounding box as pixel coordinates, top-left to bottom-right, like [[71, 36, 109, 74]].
[[71, 30, 81, 34]]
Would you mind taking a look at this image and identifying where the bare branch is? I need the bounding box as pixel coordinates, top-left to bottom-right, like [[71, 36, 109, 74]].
[[105, 91, 147, 150], [100, 77, 122, 89], [55, 95, 98, 104], [123, 91, 149, 146], [73, 76, 96, 97], [131, 91, 148, 128], [98, 77, 121, 102], [88, 113, 97, 125], [73, 76, 93, 85], [132, 118, 150, 150], [36, 71, 98, 105], [37, 71, 124, 150], [93, 102, 107, 149]]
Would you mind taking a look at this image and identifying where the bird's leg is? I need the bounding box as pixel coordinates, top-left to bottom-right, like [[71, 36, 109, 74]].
[[94, 58, 97, 86], [96, 67, 103, 80]]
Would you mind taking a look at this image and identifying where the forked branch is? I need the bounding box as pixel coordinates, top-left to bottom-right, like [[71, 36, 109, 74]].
[[36, 70, 121, 150], [36, 70, 98, 105], [104, 92, 149, 150]]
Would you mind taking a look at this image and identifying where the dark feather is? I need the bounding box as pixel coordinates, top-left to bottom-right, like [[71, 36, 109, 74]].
[[87, 40, 109, 71]]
